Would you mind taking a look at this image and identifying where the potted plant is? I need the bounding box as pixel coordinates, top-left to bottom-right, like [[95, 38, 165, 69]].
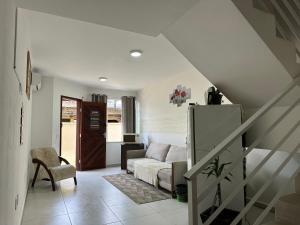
[[200, 156, 241, 225]]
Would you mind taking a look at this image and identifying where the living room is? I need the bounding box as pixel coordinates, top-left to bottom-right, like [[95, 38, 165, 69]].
[[1, 1, 300, 225], [19, 6, 227, 225]]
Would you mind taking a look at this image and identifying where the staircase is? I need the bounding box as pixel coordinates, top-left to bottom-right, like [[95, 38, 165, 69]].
[[252, 0, 300, 64], [184, 77, 300, 225], [264, 173, 300, 225], [232, 0, 300, 79], [163, 0, 295, 108], [162, 1, 300, 224]]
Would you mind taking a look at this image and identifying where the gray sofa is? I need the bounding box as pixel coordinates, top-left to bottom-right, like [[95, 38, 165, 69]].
[[126, 143, 187, 196]]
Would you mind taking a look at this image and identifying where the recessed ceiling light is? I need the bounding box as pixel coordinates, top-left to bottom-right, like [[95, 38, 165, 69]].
[[99, 77, 108, 82], [130, 50, 143, 58]]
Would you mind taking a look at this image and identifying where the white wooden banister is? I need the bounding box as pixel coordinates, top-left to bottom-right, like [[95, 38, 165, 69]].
[[203, 121, 300, 225], [196, 98, 300, 204], [230, 143, 300, 225], [186, 77, 300, 225], [253, 168, 300, 225], [185, 78, 299, 181]]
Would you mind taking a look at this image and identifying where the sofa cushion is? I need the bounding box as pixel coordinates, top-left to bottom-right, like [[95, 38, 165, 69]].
[[158, 168, 172, 184], [145, 143, 171, 162], [165, 145, 187, 163], [127, 158, 157, 172]]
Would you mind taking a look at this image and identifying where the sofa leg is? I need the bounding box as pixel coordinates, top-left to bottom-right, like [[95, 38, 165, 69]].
[[74, 177, 77, 185]]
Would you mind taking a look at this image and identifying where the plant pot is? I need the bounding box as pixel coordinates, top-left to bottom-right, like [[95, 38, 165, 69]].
[[200, 206, 242, 225], [175, 184, 188, 202]]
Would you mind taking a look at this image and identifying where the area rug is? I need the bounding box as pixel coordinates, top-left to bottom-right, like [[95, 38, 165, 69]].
[[103, 174, 171, 204]]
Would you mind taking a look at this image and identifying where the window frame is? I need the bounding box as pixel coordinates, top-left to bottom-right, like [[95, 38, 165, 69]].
[[106, 99, 123, 143]]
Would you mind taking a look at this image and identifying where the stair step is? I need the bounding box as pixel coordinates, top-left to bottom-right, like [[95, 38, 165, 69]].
[[275, 193, 300, 225], [232, 0, 300, 77]]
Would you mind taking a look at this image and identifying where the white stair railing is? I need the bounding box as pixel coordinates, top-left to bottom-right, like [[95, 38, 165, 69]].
[[185, 76, 300, 225]]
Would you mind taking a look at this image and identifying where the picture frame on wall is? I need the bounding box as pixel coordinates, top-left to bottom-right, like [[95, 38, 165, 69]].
[[26, 51, 32, 100], [20, 103, 24, 145]]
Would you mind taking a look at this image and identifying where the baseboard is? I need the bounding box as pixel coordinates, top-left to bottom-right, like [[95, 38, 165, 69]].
[[106, 163, 121, 168]]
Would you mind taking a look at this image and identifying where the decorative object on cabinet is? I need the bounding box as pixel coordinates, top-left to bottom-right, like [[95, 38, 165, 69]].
[[205, 86, 223, 105], [169, 85, 191, 107]]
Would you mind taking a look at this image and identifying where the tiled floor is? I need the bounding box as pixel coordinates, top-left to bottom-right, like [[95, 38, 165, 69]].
[[22, 167, 188, 225], [21, 167, 274, 225]]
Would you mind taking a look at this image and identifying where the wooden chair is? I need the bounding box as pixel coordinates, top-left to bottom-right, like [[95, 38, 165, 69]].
[[31, 147, 77, 191]]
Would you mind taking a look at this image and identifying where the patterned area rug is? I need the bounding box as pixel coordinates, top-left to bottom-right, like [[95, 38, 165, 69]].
[[103, 174, 171, 204]]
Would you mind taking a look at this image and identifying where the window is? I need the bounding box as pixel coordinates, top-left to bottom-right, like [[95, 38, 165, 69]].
[[107, 99, 122, 142]]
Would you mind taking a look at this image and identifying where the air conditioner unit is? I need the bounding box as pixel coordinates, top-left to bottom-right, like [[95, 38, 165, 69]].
[[31, 73, 42, 92]]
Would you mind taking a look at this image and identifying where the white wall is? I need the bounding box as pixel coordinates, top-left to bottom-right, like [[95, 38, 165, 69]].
[[52, 77, 89, 150], [243, 105, 300, 204], [31, 77, 136, 166], [0, 4, 33, 225], [0, 1, 6, 224], [31, 76, 89, 151], [137, 68, 231, 147], [31, 76, 54, 148], [245, 105, 300, 151], [247, 148, 300, 204], [163, 0, 292, 108]]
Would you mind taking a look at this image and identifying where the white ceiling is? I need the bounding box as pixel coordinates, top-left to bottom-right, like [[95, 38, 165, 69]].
[[24, 9, 198, 90], [18, 0, 199, 36]]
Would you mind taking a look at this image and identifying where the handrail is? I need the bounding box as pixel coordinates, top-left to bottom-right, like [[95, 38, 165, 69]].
[[196, 97, 300, 204], [253, 168, 300, 225], [185, 79, 298, 180], [230, 143, 300, 225], [202, 120, 300, 225]]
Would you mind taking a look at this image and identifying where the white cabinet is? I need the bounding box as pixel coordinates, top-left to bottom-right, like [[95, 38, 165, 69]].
[[187, 104, 244, 212]]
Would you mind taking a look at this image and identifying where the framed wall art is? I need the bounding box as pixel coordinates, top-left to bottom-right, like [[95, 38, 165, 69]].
[[169, 85, 191, 107], [26, 51, 32, 100]]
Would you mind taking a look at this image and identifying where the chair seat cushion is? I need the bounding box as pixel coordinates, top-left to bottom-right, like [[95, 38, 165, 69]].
[[49, 164, 76, 181]]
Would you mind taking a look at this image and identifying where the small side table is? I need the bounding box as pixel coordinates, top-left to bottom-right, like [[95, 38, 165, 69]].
[[121, 143, 144, 170]]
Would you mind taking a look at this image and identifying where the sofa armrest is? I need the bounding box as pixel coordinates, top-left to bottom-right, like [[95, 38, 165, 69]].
[[172, 161, 188, 188], [126, 149, 146, 159]]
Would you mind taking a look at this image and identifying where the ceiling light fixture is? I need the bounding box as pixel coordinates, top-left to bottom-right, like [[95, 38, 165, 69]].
[[99, 77, 108, 82], [130, 50, 143, 58]]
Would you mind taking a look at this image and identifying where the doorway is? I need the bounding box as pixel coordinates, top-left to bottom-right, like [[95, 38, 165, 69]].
[[60, 96, 82, 168]]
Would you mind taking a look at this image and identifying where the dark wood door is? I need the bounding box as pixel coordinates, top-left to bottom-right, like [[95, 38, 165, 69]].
[[79, 102, 106, 170]]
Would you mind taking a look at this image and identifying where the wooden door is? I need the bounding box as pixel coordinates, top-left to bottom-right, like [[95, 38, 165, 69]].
[[79, 102, 106, 170]]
